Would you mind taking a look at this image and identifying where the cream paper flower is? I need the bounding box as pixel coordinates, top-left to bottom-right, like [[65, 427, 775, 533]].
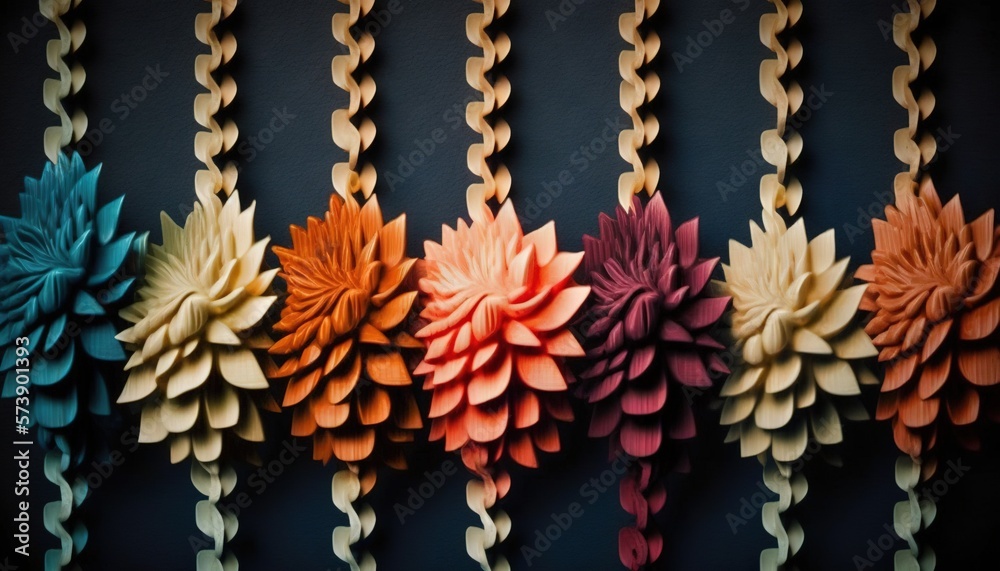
[[719, 210, 878, 463], [116, 192, 278, 464]]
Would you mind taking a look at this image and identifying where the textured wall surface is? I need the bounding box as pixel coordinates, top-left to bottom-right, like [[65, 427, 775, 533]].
[[2, 1, 1000, 569]]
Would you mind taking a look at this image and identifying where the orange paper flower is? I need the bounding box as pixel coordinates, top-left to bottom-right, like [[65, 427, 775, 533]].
[[858, 179, 1000, 469], [269, 193, 423, 469], [415, 201, 589, 469]]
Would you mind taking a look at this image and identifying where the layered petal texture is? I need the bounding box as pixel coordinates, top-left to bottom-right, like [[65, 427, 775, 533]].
[[1, 152, 143, 462], [269, 194, 422, 468], [116, 191, 277, 465], [857, 180, 1000, 471], [719, 210, 877, 463], [416, 201, 589, 469], [580, 193, 730, 461]]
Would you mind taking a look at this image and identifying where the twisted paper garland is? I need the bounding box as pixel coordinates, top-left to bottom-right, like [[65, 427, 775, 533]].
[[463, 448, 512, 571], [194, 0, 239, 201], [191, 461, 239, 571], [758, 0, 804, 216], [42, 448, 87, 571], [891, 0, 937, 195], [616, 0, 660, 210], [718, 2, 877, 569], [892, 456, 937, 570], [465, 0, 512, 224], [332, 0, 377, 199], [332, 468, 376, 571], [40, 0, 86, 164]]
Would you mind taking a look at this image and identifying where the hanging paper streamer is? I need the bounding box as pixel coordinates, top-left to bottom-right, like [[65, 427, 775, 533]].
[[578, 2, 730, 569], [0, 2, 143, 568], [856, 2, 1000, 569], [717, 1, 877, 569], [116, 2, 277, 570], [266, 1, 423, 569], [415, 2, 589, 569], [465, 0, 512, 224], [616, 0, 660, 210], [41, 0, 87, 164], [194, 0, 240, 200]]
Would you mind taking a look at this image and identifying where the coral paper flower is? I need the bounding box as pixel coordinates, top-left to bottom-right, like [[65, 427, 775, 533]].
[[1, 152, 142, 454], [116, 191, 278, 464], [582, 193, 730, 459], [719, 210, 878, 462], [269, 193, 423, 468], [416, 201, 589, 469], [857, 180, 1000, 469]]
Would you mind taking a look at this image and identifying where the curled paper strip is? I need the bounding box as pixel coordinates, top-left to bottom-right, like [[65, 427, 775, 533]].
[[332, 0, 378, 199], [892, 455, 937, 571], [891, 0, 938, 191], [40, 0, 87, 164], [463, 447, 512, 571], [194, 0, 239, 201], [617, 460, 666, 570], [42, 449, 87, 571], [192, 460, 239, 571], [760, 459, 807, 570], [758, 0, 804, 216], [616, 0, 660, 210], [332, 468, 376, 571], [465, 0, 512, 223]]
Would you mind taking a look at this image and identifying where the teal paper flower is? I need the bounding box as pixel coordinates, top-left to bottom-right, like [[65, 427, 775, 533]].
[[1, 152, 144, 462]]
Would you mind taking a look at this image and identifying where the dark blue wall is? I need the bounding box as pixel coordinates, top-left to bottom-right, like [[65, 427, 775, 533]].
[[3, 1, 1000, 569]]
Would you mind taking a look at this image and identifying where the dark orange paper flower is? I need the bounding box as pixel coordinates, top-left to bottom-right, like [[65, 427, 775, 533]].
[[857, 179, 1000, 471], [269, 193, 423, 469], [415, 201, 589, 469]]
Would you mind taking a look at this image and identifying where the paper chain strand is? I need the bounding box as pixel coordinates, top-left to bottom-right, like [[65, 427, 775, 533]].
[[465, 469, 512, 571], [332, 0, 377, 200], [760, 460, 807, 570], [194, 0, 239, 203], [893, 456, 938, 570], [465, 0, 512, 224], [332, 468, 376, 571], [191, 461, 239, 571], [42, 449, 87, 571], [40, 0, 86, 164], [618, 460, 666, 571], [892, 0, 937, 194], [758, 0, 804, 216], [616, 0, 660, 210]]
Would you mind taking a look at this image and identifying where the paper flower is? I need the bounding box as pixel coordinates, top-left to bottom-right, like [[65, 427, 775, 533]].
[[116, 191, 278, 465], [1, 152, 141, 458], [719, 209, 877, 463], [580, 192, 729, 569], [857, 180, 1000, 471], [415, 201, 589, 469], [269, 193, 423, 469]]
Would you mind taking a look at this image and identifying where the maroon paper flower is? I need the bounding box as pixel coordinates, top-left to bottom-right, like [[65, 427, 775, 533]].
[[580, 193, 730, 569]]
